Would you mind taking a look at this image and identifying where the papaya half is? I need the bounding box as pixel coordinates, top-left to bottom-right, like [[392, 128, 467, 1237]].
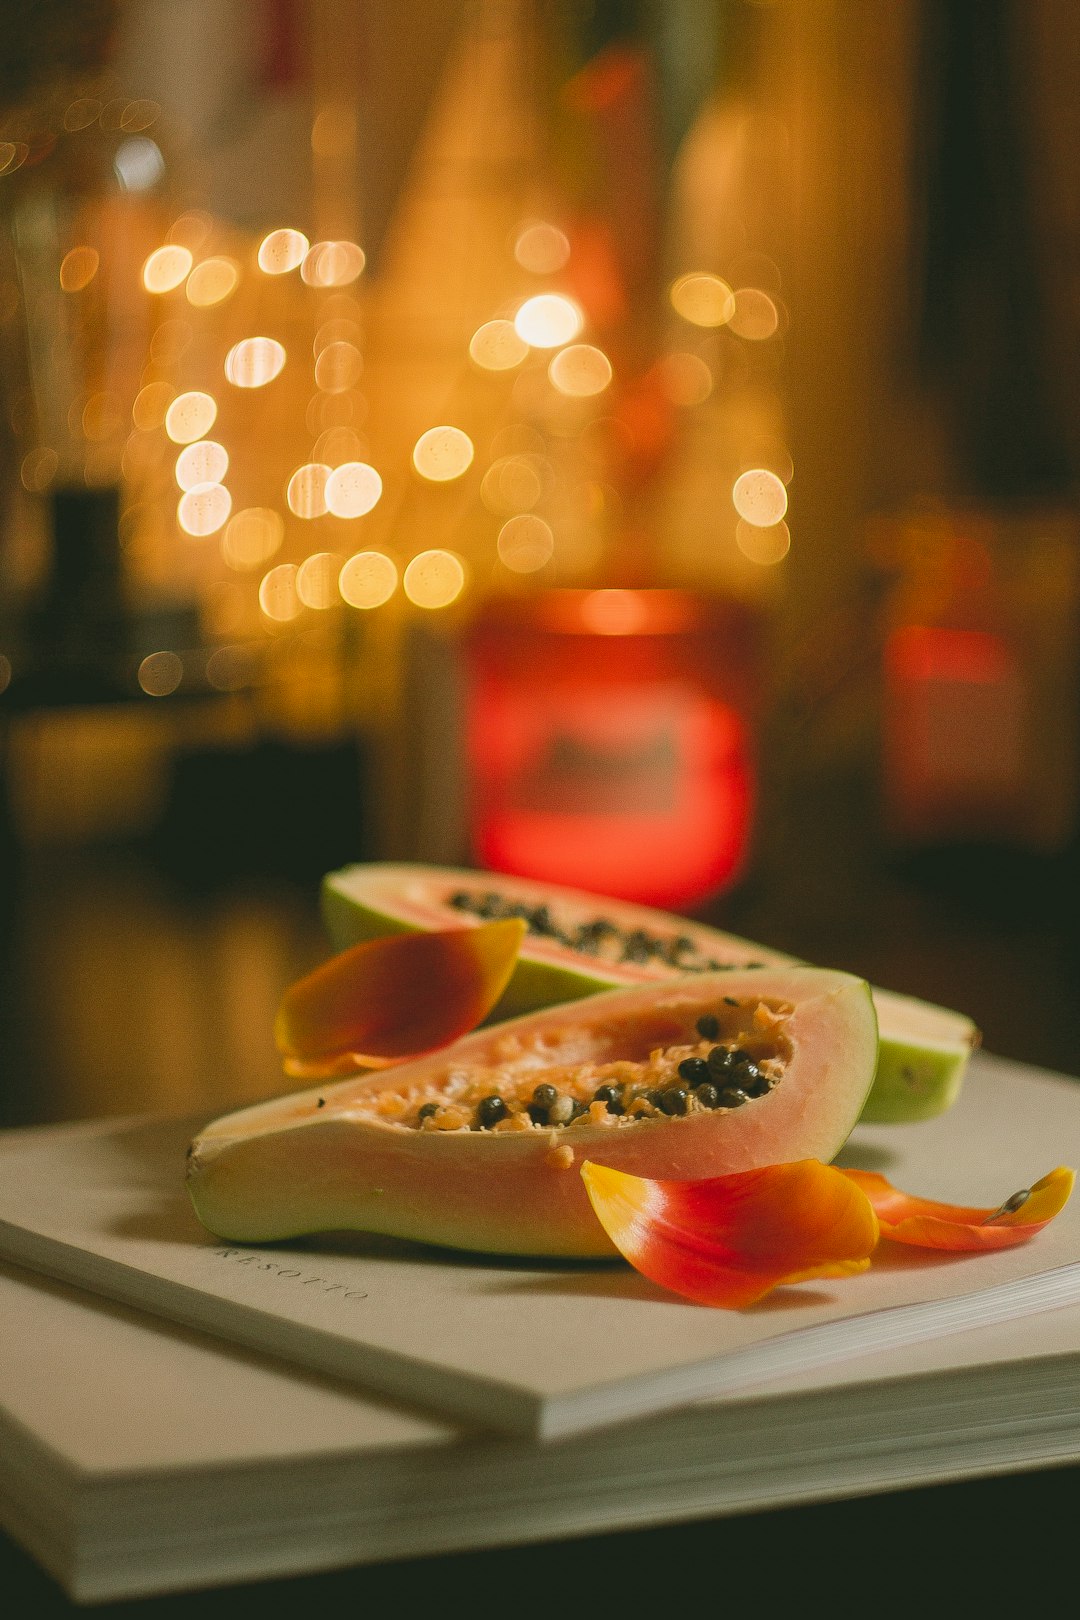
[[187, 966, 878, 1257], [320, 863, 979, 1125]]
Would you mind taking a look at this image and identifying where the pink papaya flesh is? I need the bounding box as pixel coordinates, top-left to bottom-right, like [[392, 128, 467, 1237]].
[[187, 966, 878, 1258]]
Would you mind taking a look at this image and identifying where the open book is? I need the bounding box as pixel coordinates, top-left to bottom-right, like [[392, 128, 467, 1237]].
[[0, 1052, 1078, 1441]]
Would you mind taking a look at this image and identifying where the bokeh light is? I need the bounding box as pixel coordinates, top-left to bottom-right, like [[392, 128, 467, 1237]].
[[138, 651, 183, 695], [257, 229, 309, 274], [669, 273, 735, 328], [736, 517, 790, 565], [313, 426, 365, 466], [225, 337, 286, 388], [142, 245, 193, 294], [403, 549, 466, 608], [287, 462, 331, 518], [20, 447, 58, 492], [177, 482, 231, 536], [175, 440, 228, 490], [186, 257, 239, 307], [469, 319, 529, 371], [728, 288, 780, 341], [732, 468, 788, 526], [548, 344, 612, 398], [513, 221, 570, 274], [165, 391, 217, 443], [480, 455, 543, 516], [150, 319, 192, 363], [412, 426, 474, 482], [259, 564, 302, 621], [497, 515, 554, 573], [659, 352, 713, 406], [301, 240, 365, 286], [339, 550, 397, 608], [82, 393, 124, 441], [314, 340, 362, 392], [296, 551, 343, 609], [132, 381, 174, 431], [113, 137, 164, 192], [168, 211, 213, 252], [325, 460, 382, 518], [59, 246, 99, 292], [221, 507, 284, 570], [514, 293, 582, 348]]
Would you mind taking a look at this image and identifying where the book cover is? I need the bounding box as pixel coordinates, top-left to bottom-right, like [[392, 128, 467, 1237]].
[[0, 1052, 1078, 1439]]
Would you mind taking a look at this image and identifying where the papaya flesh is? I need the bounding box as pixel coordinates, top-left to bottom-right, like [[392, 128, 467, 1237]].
[[187, 966, 878, 1258], [321, 863, 979, 1125]]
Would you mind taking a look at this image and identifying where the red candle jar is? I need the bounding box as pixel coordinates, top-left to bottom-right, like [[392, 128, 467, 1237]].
[[464, 589, 760, 908]]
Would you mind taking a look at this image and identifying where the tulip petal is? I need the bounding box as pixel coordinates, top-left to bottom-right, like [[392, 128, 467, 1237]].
[[581, 1159, 879, 1308], [274, 918, 526, 1070], [842, 1167, 1075, 1251]]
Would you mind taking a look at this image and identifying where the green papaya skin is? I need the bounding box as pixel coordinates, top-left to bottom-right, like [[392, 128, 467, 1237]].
[[320, 864, 979, 1125]]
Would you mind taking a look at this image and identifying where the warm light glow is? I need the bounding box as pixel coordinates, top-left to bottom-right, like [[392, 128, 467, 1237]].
[[63, 100, 100, 133], [113, 136, 164, 192], [225, 336, 286, 388], [82, 393, 124, 441], [165, 391, 217, 443], [186, 257, 239, 307], [175, 440, 228, 490], [579, 590, 651, 635], [259, 564, 302, 621], [137, 651, 183, 696], [313, 426, 364, 466], [403, 549, 466, 608], [0, 141, 27, 176], [497, 515, 554, 573], [168, 211, 213, 252], [659, 352, 713, 406], [313, 321, 361, 361], [324, 460, 382, 518], [205, 644, 251, 692], [548, 344, 612, 398], [412, 426, 474, 482], [480, 455, 543, 516], [20, 447, 58, 492], [514, 293, 583, 348], [339, 550, 397, 608], [59, 246, 99, 292], [150, 319, 192, 363], [177, 482, 231, 536], [513, 221, 570, 275], [732, 468, 788, 526], [221, 507, 284, 570], [729, 288, 780, 341], [295, 551, 343, 609], [142, 244, 193, 294], [314, 340, 362, 393], [287, 462, 331, 518], [301, 240, 365, 286], [132, 381, 174, 431], [257, 228, 309, 274], [736, 517, 790, 565], [669, 273, 735, 328], [469, 319, 529, 371]]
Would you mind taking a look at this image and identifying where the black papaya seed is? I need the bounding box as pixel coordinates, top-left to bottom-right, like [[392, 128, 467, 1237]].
[[658, 1087, 689, 1116], [718, 1087, 749, 1108], [476, 1095, 509, 1129], [696, 1083, 720, 1109], [678, 1056, 711, 1088], [695, 1013, 720, 1040]]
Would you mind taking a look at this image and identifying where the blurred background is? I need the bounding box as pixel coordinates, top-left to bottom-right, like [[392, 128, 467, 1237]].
[[1, 0, 1077, 1127]]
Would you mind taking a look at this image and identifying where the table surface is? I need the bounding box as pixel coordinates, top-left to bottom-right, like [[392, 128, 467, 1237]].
[[1, 777, 1077, 1611]]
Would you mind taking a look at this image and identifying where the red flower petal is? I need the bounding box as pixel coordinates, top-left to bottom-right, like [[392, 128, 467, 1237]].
[[581, 1159, 879, 1309], [274, 919, 525, 1071], [842, 1167, 1075, 1251]]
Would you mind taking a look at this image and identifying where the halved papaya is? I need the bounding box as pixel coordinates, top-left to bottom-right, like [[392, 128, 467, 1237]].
[[321, 862, 978, 1125], [186, 966, 878, 1257]]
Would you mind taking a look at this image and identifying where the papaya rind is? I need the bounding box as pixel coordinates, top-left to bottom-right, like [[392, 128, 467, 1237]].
[[320, 863, 978, 1126], [187, 967, 879, 1258]]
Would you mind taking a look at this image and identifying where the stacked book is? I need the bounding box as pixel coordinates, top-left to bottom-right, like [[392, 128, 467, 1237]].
[[2, 1050, 1079, 1604]]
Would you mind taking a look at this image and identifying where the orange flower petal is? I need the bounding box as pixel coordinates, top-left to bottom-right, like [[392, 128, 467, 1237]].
[[842, 1167, 1075, 1251], [274, 919, 525, 1069], [581, 1159, 879, 1309]]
